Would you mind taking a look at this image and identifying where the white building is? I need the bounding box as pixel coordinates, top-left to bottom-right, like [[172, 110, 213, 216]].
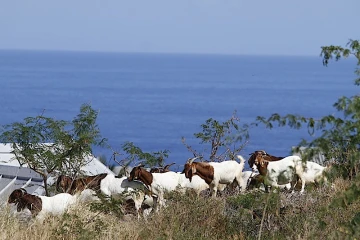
[[0, 143, 114, 202], [292, 146, 327, 164]]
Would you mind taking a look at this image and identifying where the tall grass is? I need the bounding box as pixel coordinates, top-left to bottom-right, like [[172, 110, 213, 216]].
[[1, 178, 360, 240]]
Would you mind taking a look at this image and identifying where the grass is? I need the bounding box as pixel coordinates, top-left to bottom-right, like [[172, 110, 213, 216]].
[[1, 178, 360, 240]]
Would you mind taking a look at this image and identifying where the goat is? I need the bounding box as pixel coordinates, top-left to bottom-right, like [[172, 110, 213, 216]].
[[182, 155, 246, 197], [150, 162, 176, 173], [251, 151, 302, 192], [56, 173, 108, 194], [248, 150, 284, 168], [128, 166, 184, 211], [8, 188, 77, 222], [295, 160, 329, 193]]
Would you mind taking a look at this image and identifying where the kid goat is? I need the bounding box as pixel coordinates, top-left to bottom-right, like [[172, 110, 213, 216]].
[[182, 155, 246, 197]]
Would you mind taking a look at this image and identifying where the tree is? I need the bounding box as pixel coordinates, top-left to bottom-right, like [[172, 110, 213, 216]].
[[182, 111, 250, 162], [255, 39, 360, 178], [0, 104, 106, 196], [253, 39, 360, 238], [110, 141, 170, 174]]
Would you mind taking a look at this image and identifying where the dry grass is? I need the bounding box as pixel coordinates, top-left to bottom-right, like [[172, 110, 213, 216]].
[[1, 178, 360, 240]]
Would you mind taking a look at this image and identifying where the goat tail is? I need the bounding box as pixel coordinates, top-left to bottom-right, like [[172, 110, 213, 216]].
[[236, 155, 246, 165]]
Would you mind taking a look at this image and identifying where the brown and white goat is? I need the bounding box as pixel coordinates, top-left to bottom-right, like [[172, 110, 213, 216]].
[[56, 173, 108, 194], [251, 151, 303, 192], [8, 188, 77, 222], [182, 155, 246, 197], [128, 165, 183, 211]]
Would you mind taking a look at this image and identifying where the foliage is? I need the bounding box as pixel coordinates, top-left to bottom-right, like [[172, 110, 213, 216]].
[[0, 104, 106, 195], [182, 111, 250, 162], [254, 39, 360, 239], [255, 39, 360, 177], [53, 212, 108, 240], [110, 141, 170, 171]]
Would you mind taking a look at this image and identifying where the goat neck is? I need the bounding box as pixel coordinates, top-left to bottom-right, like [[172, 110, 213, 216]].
[[134, 168, 153, 187], [23, 195, 42, 215], [190, 162, 214, 185], [256, 162, 268, 176]]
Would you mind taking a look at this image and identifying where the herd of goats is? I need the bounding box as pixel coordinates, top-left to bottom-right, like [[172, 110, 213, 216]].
[[7, 150, 329, 222]]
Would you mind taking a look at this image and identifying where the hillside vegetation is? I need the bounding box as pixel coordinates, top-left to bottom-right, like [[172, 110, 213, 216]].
[[1, 178, 359, 240]]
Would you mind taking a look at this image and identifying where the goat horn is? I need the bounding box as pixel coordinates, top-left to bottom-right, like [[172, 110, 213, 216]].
[[166, 162, 176, 167], [20, 188, 27, 194], [188, 156, 199, 164], [136, 162, 145, 167]]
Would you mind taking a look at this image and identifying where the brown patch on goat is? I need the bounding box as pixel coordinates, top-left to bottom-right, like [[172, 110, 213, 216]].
[[56, 173, 108, 195], [183, 162, 214, 185], [8, 189, 42, 215], [128, 166, 153, 187]]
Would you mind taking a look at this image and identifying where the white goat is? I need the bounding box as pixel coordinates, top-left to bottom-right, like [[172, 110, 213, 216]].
[[182, 155, 246, 197], [8, 188, 78, 222], [295, 161, 328, 193]]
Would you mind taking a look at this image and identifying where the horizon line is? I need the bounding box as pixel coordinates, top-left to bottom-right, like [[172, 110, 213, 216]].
[[0, 48, 320, 58]]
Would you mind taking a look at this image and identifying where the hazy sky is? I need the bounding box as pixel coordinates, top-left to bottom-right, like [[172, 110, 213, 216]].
[[1, 0, 359, 56]]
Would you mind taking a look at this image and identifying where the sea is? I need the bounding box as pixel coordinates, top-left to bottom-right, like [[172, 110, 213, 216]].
[[0, 50, 357, 171]]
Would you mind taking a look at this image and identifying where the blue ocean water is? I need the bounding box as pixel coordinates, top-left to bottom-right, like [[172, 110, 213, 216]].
[[0, 50, 357, 171]]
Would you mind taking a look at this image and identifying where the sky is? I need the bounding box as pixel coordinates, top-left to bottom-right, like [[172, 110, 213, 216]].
[[1, 0, 359, 56]]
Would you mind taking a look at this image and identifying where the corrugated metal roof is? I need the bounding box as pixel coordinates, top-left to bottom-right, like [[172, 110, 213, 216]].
[[0, 143, 114, 203]]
